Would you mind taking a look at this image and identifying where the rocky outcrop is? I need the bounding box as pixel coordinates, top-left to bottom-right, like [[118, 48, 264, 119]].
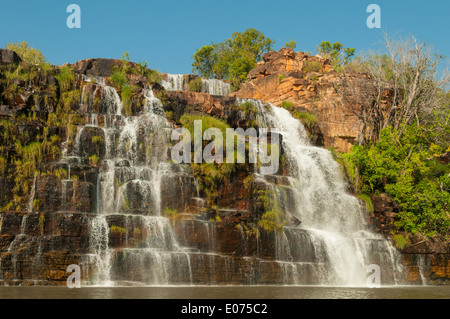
[[0, 49, 21, 64], [0, 55, 447, 286], [232, 48, 372, 152], [71, 58, 122, 77]]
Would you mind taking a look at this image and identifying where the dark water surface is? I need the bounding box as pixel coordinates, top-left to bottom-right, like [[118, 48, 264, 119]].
[[0, 285, 449, 299]]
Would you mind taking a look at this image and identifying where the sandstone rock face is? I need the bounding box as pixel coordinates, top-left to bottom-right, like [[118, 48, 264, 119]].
[[232, 48, 369, 152], [370, 193, 398, 236], [0, 54, 447, 287]]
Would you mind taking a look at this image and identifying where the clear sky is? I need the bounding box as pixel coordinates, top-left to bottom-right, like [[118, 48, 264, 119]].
[[0, 0, 448, 74]]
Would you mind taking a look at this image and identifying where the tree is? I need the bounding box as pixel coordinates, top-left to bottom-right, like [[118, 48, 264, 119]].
[[342, 124, 450, 239], [192, 28, 275, 87], [317, 41, 355, 72], [192, 45, 218, 79], [5, 41, 46, 65], [285, 39, 297, 50], [338, 34, 449, 144]]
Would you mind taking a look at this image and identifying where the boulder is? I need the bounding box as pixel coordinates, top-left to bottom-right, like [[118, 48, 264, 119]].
[[0, 49, 21, 64], [72, 58, 121, 77]]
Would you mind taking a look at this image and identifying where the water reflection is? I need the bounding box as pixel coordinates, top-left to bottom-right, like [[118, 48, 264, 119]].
[[0, 286, 448, 299]]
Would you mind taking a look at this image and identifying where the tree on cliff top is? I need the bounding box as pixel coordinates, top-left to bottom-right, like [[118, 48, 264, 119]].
[[5, 41, 46, 65], [192, 28, 275, 88], [339, 34, 449, 145], [316, 41, 355, 72]]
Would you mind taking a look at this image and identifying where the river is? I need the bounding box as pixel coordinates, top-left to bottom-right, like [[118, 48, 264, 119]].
[[0, 285, 449, 299]]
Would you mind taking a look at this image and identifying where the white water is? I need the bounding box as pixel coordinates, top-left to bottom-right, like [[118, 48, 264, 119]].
[[71, 78, 196, 286], [1, 76, 407, 287], [161, 74, 185, 91], [201, 78, 231, 96], [239, 98, 405, 286], [162, 73, 231, 96]]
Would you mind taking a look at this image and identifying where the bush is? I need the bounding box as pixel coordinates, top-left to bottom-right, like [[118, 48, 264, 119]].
[[188, 77, 203, 92], [121, 85, 134, 116], [392, 234, 411, 250], [5, 41, 46, 65], [110, 225, 128, 235], [89, 154, 99, 166], [303, 61, 321, 73], [56, 65, 75, 92], [164, 208, 180, 222], [258, 211, 284, 232], [342, 125, 450, 239], [280, 101, 317, 131], [238, 101, 257, 116], [285, 39, 297, 50], [316, 41, 355, 72], [110, 69, 128, 90]]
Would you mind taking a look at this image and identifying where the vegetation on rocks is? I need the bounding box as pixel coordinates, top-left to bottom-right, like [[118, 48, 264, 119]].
[[5, 41, 46, 65], [280, 101, 317, 131], [192, 28, 274, 89]]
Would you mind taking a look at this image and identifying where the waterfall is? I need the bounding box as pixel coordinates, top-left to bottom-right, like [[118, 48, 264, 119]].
[[201, 79, 231, 96], [272, 103, 403, 285], [162, 74, 231, 96], [161, 74, 185, 91], [238, 98, 405, 286], [66, 77, 197, 286]]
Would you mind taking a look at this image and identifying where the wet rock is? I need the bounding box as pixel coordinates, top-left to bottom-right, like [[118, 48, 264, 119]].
[[34, 175, 62, 213]]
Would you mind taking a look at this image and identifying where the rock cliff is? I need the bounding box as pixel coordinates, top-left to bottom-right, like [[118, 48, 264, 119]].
[[232, 48, 372, 152], [0, 48, 447, 286]]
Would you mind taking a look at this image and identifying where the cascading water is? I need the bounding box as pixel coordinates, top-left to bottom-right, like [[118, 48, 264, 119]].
[[242, 98, 405, 286], [63, 77, 195, 286], [0, 73, 408, 286], [161, 74, 185, 91], [162, 73, 231, 96], [201, 78, 231, 96]]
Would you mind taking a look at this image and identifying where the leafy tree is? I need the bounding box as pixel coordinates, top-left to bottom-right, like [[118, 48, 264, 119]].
[[5, 41, 46, 65], [192, 45, 217, 79], [341, 123, 450, 239], [192, 28, 275, 87], [316, 41, 355, 72], [285, 39, 297, 50]]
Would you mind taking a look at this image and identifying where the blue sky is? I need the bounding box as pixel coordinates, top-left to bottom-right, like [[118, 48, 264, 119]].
[[0, 0, 448, 74]]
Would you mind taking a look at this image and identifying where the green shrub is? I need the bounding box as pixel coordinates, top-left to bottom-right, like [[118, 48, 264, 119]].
[[121, 85, 134, 116], [238, 101, 257, 116], [56, 65, 75, 92], [110, 225, 128, 235], [392, 234, 411, 250], [192, 28, 274, 86], [0, 156, 7, 175], [342, 125, 450, 238], [146, 69, 162, 84], [280, 101, 317, 131], [164, 207, 180, 222], [110, 69, 128, 89], [5, 41, 46, 65], [358, 193, 374, 215], [188, 77, 203, 92], [285, 39, 297, 50], [303, 60, 322, 73], [258, 211, 284, 232], [89, 154, 99, 166]]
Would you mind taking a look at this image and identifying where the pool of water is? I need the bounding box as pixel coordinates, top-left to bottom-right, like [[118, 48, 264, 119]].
[[0, 285, 449, 299]]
